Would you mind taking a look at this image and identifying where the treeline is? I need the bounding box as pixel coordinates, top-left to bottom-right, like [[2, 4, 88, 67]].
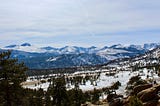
[[26, 65, 103, 76]]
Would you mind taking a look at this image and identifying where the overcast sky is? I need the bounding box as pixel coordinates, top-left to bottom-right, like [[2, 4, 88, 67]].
[[0, 0, 160, 47]]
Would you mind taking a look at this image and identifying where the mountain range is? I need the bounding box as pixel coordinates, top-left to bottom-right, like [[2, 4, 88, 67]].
[[1, 43, 160, 69]]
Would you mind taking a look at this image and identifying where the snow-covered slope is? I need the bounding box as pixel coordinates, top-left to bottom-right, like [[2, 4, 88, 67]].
[[3, 43, 160, 54], [1, 42, 160, 69], [143, 43, 160, 50]]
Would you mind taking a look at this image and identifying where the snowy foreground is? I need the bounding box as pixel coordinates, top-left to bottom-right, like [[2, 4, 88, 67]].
[[23, 68, 159, 97]]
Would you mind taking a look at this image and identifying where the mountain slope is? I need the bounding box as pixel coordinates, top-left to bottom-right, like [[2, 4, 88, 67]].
[[1, 43, 160, 69]]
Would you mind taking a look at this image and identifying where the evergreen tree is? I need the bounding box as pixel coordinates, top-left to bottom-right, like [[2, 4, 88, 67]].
[[45, 91, 52, 106], [91, 88, 100, 104], [69, 83, 85, 106], [0, 51, 27, 106], [48, 77, 68, 106]]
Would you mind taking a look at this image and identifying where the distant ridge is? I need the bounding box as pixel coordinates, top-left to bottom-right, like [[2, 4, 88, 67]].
[[1, 43, 160, 69]]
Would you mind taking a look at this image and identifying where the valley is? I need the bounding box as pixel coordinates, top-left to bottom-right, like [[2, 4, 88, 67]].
[[1, 43, 160, 106], [20, 45, 160, 105]]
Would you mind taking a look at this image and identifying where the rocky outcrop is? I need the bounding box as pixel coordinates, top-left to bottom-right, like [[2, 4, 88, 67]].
[[137, 87, 157, 102], [137, 85, 160, 102], [133, 84, 152, 95], [107, 84, 160, 106]]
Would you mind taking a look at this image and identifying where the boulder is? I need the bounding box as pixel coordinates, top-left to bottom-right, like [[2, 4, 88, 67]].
[[133, 84, 152, 95], [137, 87, 157, 102]]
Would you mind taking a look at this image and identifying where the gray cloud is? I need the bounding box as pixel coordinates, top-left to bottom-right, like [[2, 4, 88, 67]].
[[0, 0, 160, 46]]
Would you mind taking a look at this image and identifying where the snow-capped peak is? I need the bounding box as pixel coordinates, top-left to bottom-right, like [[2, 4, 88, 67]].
[[127, 45, 143, 50], [60, 46, 77, 53], [143, 43, 160, 50], [21, 43, 31, 47], [109, 44, 123, 48], [2, 43, 160, 54]]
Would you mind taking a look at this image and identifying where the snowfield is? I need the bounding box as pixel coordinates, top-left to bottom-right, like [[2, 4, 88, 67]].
[[23, 67, 160, 97]]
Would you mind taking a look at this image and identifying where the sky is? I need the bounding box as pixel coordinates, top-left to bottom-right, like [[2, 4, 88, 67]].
[[0, 0, 160, 47]]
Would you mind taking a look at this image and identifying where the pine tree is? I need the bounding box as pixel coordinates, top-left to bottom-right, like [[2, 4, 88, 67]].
[[0, 51, 27, 106], [70, 83, 85, 106], [48, 77, 68, 106], [45, 91, 52, 106], [92, 88, 100, 104]]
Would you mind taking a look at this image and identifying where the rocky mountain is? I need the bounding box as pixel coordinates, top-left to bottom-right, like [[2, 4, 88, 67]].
[[143, 43, 160, 50], [1, 43, 160, 69]]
